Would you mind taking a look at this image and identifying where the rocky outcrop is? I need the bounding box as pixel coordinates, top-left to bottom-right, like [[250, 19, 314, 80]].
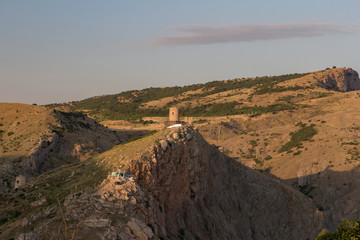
[[130, 126, 324, 239], [28, 132, 60, 172], [21, 176, 156, 240], [316, 68, 360, 92], [27, 110, 126, 173]]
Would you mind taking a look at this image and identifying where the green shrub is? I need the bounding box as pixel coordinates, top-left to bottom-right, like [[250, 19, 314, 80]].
[[250, 140, 258, 147], [279, 124, 317, 153], [293, 150, 302, 156], [315, 92, 333, 98], [317, 218, 360, 240], [341, 141, 359, 146], [264, 155, 272, 160], [126, 130, 158, 144], [193, 119, 208, 124], [254, 85, 309, 95], [57, 110, 86, 119], [181, 102, 296, 117], [298, 184, 315, 198]]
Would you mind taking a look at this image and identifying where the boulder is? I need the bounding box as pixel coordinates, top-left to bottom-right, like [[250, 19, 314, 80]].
[[127, 218, 153, 240]]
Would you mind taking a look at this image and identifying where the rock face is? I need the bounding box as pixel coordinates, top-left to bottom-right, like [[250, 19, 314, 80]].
[[131, 126, 324, 239], [316, 68, 360, 92]]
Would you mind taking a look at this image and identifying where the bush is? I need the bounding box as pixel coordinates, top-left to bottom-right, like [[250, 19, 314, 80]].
[[254, 85, 309, 95], [264, 155, 272, 160], [58, 110, 86, 119], [193, 119, 208, 124], [316, 92, 333, 98], [298, 184, 315, 198], [317, 218, 360, 239], [181, 102, 296, 117], [279, 124, 317, 152]]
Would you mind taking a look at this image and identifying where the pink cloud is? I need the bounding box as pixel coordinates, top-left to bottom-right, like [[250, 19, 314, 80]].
[[149, 23, 358, 47]]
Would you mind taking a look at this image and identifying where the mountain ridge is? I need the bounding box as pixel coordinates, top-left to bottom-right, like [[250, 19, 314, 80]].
[[51, 67, 360, 122]]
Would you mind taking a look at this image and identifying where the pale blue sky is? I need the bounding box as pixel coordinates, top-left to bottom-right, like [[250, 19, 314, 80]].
[[1, 0, 359, 104]]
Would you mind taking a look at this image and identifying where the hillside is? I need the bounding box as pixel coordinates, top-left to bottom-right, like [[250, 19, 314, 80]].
[[53, 72, 309, 121], [49, 66, 360, 232], [53, 67, 359, 123], [0, 103, 137, 193], [1, 67, 360, 239], [0, 125, 324, 239], [190, 69, 360, 230]]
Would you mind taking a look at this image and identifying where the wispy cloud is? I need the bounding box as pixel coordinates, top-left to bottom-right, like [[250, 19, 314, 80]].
[[148, 23, 358, 47]]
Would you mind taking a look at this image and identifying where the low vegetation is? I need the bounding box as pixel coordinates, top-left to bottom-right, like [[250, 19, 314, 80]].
[[253, 85, 309, 95], [0, 159, 107, 234], [126, 130, 158, 144], [181, 102, 296, 117], [192, 119, 208, 124], [298, 184, 315, 198], [316, 218, 360, 240], [49, 72, 310, 121], [279, 123, 317, 153]]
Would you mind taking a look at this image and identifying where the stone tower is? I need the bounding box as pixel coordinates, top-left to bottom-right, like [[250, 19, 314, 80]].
[[169, 107, 179, 122]]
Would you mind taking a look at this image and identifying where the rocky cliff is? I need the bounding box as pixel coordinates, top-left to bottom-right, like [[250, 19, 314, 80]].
[[130, 126, 324, 239], [6, 125, 324, 240], [316, 68, 360, 92]]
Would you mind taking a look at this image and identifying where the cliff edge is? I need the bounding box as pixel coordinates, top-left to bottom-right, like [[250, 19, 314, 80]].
[[316, 68, 360, 92]]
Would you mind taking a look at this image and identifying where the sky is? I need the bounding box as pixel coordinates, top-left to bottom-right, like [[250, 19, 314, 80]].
[[1, 0, 359, 105]]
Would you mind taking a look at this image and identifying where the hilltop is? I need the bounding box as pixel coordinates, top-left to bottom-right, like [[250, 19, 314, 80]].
[[0, 103, 141, 193]]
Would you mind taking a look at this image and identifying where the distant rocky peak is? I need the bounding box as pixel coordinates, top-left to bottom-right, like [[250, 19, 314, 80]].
[[316, 67, 360, 92]]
